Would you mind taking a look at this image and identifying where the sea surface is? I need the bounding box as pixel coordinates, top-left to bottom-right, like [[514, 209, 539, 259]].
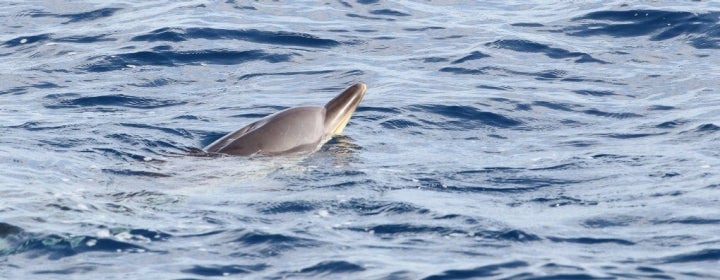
[[2, 1, 719, 279]]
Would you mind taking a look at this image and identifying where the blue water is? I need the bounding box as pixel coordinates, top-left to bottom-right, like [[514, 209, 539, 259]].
[[2, 1, 720, 279]]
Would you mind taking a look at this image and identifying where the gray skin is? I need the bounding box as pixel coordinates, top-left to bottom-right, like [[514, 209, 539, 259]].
[[204, 83, 367, 156]]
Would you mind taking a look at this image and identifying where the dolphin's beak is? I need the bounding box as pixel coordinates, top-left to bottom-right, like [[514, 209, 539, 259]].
[[324, 83, 367, 136]]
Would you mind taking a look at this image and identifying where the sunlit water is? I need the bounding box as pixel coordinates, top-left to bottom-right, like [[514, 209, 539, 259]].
[[2, 1, 720, 279]]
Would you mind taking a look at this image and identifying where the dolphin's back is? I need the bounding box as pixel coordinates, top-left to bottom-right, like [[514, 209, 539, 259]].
[[205, 106, 325, 156]]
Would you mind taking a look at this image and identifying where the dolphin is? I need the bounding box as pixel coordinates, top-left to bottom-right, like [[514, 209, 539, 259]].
[[204, 83, 367, 156]]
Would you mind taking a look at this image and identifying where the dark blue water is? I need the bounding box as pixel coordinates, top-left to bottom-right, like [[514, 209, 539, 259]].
[[2, 1, 720, 279]]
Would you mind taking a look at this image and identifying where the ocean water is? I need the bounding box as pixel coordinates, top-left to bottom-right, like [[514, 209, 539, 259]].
[[1, 1, 720, 279]]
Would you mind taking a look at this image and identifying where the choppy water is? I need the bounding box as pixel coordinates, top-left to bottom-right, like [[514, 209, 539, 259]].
[[2, 1, 720, 279]]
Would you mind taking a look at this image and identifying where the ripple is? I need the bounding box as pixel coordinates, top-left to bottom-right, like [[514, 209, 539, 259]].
[[532, 101, 577, 112], [44, 93, 186, 109], [405, 26, 445, 32], [420, 57, 448, 63], [0, 222, 23, 238], [661, 248, 720, 263], [447, 168, 582, 194], [522, 273, 615, 280], [411, 104, 523, 129], [83, 49, 292, 72], [0, 82, 62, 95], [338, 199, 429, 216], [547, 236, 635, 246], [573, 90, 616, 97], [695, 123, 720, 132], [655, 120, 686, 129], [33, 266, 97, 275], [582, 216, 640, 228], [16, 234, 151, 260], [3, 34, 117, 48], [55, 34, 116, 43], [3, 34, 52, 47], [297, 260, 365, 275], [440, 66, 608, 83], [349, 224, 462, 236], [648, 105, 675, 111], [566, 10, 720, 49], [582, 109, 642, 119], [527, 196, 599, 207], [234, 231, 319, 247], [486, 39, 607, 63], [7, 121, 70, 131], [181, 264, 267, 277], [512, 23, 545, 27], [256, 201, 316, 214], [101, 169, 171, 178], [451, 51, 491, 64], [29, 7, 121, 24], [422, 261, 528, 280], [486, 177, 580, 190], [103, 132, 183, 151], [369, 9, 410, 17], [128, 78, 191, 87], [238, 70, 335, 80], [119, 123, 193, 138], [484, 229, 542, 242], [652, 216, 720, 225], [380, 119, 422, 130], [131, 27, 341, 48], [439, 66, 487, 75], [603, 133, 666, 139], [678, 123, 720, 139], [93, 148, 161, 162], [528, 163, 580, 171], [227, 231, 322, 258], [346, 13, 395, 21]]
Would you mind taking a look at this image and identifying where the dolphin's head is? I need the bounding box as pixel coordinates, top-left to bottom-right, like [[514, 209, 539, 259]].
[[323, 83, 367, 137]]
